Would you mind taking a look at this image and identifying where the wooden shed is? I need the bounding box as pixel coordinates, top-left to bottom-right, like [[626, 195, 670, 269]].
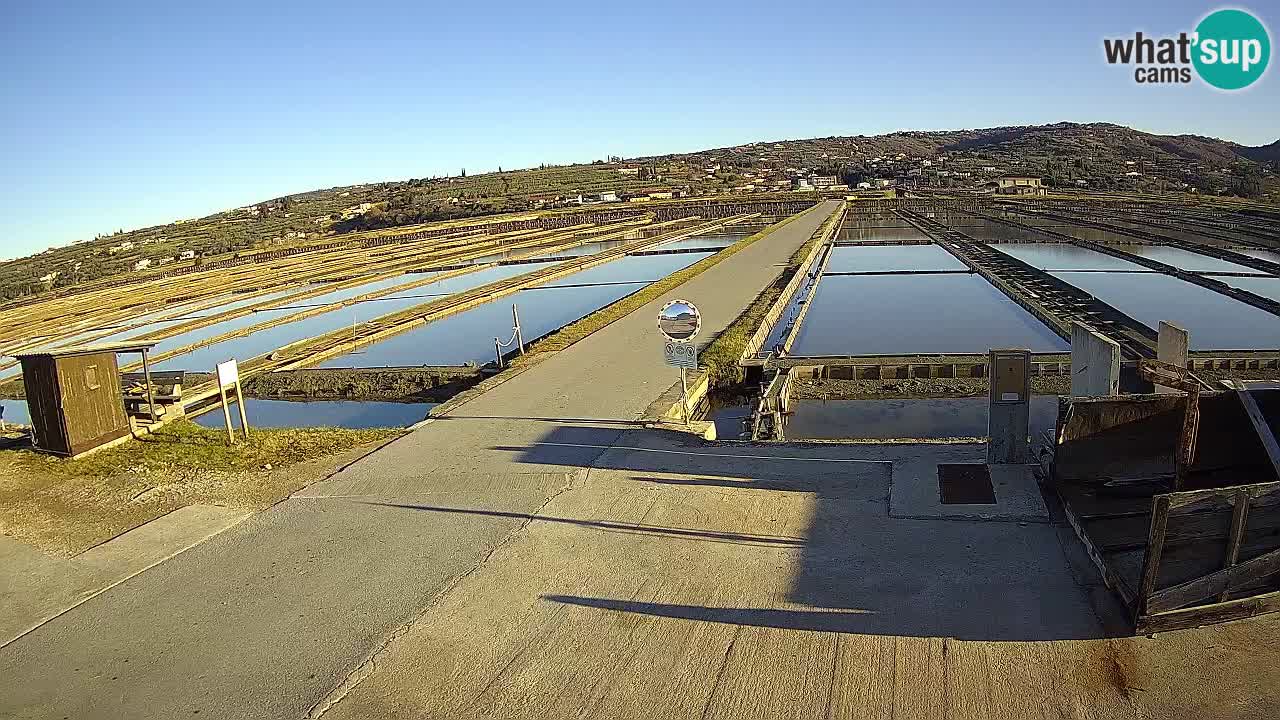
[[14, 342, 157, 458]]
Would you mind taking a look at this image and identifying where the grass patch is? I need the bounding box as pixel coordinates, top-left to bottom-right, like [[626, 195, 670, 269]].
[[698, 201, 844, 386], [517, 205, 820, 358], [0, 420, 401, 555], [8, 420, 398, 479]]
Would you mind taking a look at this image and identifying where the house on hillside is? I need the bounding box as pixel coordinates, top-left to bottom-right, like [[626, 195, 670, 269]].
[[179, 250, 197, 260], [985, 176, 1046, 196], [133, 259, 152, 271]]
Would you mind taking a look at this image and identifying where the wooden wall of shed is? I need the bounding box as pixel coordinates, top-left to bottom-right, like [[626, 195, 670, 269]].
[[1055, 392, 1275, 488], [55, 352, 130, 456]]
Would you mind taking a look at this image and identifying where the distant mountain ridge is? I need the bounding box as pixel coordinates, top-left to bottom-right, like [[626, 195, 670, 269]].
[[660, 122, 1278, 170]]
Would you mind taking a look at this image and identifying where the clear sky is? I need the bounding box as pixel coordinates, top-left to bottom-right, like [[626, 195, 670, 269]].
[[2, 0, 1277, 258]]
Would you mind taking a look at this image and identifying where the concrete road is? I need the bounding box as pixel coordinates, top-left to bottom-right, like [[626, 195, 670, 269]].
[[0, 202, 840, 719]]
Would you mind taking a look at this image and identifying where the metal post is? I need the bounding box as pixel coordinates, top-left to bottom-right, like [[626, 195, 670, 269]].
[[512, 304, 525, 355], [234, 378, 250, 440], [679, 366, 689, 425], [494, 338, 504, 369], [141, 348, 158, 424]]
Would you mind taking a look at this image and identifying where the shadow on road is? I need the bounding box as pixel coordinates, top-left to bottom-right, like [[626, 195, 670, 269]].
[[363, 501, 805, 547], [460, 422, 1109, 642]]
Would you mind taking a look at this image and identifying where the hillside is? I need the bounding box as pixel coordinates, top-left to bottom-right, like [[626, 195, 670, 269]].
[[658, 122, 1277, 195], [3, 122, 1277, 305]]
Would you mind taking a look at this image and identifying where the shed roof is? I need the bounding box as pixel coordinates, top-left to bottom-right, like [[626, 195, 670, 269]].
[[14, 341, 159, 360]]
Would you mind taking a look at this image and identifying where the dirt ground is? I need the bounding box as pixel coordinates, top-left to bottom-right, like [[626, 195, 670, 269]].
[[0, 421, 401, 556]]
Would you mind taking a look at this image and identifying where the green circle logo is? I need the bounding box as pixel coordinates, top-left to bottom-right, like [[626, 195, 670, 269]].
[[1192, 9, 1271, 90]]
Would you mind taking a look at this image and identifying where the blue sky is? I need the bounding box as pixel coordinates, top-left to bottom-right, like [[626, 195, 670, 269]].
[[2, 0, 1277, 258]]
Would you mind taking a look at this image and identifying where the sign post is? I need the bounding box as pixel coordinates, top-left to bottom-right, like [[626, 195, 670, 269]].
[[658, 300, 702, 425], [215, 359, 250, 445]]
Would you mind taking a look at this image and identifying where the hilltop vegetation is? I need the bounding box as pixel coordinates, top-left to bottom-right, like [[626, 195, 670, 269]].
[[3, 122, 1277, 306], [665, 122, 1278, 199]]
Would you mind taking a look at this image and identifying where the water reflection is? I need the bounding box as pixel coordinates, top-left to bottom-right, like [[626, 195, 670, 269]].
[[825, 245, 966, 273], [1051, 271, 1280, 350], [154, 264, 543, 371], [990, 243, 1146, 272], [652, 233, 746, 251], [194, 399, 433, 429], [0, 398, 30, 426], [1113, 245, 1265, 274], [318, 252, 711, 367], [791, 274, 1068, 355]]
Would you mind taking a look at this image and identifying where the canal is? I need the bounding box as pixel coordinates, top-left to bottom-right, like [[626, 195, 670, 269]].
[[194, 399, 434, 430]]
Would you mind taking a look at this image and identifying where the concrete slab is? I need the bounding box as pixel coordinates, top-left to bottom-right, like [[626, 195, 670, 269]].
[[0, 504, 250, 647], [313, 436, 1107, 719], [889, 454, 1049, 522]]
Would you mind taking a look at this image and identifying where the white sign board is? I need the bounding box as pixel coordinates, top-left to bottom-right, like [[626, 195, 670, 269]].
[[657, 299, 701, 342], [216, 359, 239, 389], [663, 341, 698, 369]]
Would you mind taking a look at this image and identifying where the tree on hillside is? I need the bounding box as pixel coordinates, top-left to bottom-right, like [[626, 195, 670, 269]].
[[1228, 164, 1265, 199]]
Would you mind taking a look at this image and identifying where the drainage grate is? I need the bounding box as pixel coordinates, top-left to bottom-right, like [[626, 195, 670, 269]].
[[938, 463, 996, 504]]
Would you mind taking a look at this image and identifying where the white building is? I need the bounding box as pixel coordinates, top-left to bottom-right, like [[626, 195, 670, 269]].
[[133, 259, 152, 271]]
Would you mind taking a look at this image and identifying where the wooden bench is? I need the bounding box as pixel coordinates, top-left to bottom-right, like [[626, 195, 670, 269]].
[[121, 371, 185, 417]]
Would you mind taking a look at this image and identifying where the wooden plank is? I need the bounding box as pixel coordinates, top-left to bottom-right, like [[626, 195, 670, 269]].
[[1059, 493, 1136, 606], [1087, 501, 1280, 552], [1166, 479, 1280, 510], [1221, 490, 1251, 602], [1146, 544, 1280, 614], [1230, 382, 1280, 482], [1138, 588, 1280, 634], [1135, 495, 1171, 619], [1110, 531, 1280, 595]]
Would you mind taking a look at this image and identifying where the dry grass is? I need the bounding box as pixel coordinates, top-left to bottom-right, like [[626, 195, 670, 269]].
[[697, 202, 844, 386], [0, 420, 400, 555]]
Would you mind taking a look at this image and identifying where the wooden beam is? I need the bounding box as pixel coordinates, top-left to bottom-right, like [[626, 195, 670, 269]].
[[1138, 588, 1280, 635], [1136, 495, 1172, 621], [1220, 490, 1251, 602], [140, 348, 157, 424], [1228, 381, 1280, 482], [1166, 480, 1280, 510], [1147, 544, 1280, 614]]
